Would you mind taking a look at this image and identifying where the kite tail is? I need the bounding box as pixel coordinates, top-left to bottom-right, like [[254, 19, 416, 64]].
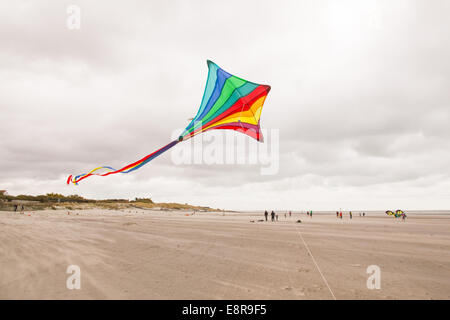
[[67, 140, 180, 185]]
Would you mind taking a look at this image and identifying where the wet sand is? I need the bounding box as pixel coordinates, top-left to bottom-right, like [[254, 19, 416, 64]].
[[0, 209, 449, 299]]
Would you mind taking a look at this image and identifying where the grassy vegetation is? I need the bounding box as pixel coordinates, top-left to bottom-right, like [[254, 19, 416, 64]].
[[0, 193, 219, 212]]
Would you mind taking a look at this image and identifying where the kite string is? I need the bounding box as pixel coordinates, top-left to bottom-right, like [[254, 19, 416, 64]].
[[293, 224, 337, 300]]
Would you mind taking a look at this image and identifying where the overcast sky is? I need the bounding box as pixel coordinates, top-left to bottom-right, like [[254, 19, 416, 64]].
[[1, 0, 449, 210]]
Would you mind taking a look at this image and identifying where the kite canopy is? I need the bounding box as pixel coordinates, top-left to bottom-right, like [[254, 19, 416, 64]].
[[67, 60, 271, 185], [386, 209, 405, 218], [395, 209, 404, 218], [179, 60, 271, 142]]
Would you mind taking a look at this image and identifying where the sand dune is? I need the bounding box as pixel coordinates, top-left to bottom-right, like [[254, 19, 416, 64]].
[[0, 209, 449, 299]]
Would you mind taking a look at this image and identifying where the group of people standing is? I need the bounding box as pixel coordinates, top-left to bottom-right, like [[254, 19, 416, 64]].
[[264, 210, 292, 222], [261, 210, 388, 222], [263, 209, 406, 222], [336, 211, 365, 219], [13, 204, 24, 213]]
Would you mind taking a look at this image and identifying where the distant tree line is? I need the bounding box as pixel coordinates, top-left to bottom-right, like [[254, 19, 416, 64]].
[[0, 193, 93, 203], [0, 192, 154, 204], [134, 197, 154, 203]]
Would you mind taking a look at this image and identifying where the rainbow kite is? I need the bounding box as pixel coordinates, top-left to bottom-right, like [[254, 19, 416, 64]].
[[67, 60, 271, 185]]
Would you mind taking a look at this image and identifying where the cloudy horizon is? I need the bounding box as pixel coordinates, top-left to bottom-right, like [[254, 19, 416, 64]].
[[1, 0, 449, 211]]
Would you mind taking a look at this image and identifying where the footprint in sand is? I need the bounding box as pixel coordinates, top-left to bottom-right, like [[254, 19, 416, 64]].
[[283, 286, 306, 297]]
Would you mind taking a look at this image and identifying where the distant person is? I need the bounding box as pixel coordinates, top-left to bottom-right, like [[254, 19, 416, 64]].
[[21, 205, 24, 213], [271, 210, 275, 222], [336, 211, 339, 218], [310, 210, 313, 218], [289, 211, 292, 217], [402, 213, 407, 222], [284, 213, 287, 219], [363, 212, 365, 217], [14, 204, 17, 212], [264, 210, 268, 221], [340, 211, 343, 219], [349, 211, 352, 219]]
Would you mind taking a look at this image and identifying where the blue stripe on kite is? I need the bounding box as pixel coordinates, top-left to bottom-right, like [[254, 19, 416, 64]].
[[182, 67, 231, 136], [197, 68, 231, 120], [182, 62, 218, 136], [197, 61, 219, 118], [181, 61, 220, 138]]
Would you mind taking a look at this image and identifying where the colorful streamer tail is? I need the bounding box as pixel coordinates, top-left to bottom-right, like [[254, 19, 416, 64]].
[[67, 140, 179, 185]]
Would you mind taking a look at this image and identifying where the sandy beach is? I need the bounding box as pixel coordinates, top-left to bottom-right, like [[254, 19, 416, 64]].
[[0, 209, 449, 299]]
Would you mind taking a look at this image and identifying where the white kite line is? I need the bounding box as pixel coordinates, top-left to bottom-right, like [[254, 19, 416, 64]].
[[293, 224, 337, 300]]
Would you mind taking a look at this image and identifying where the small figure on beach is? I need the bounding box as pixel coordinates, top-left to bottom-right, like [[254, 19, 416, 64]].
[[264, 210, 268, 221], [363, 212, 365, 217], [271, 210, 275, 222], [310, 210, 313, 218], [336, 211, 339, 218], [340, 211, 343, 219], [289, 211, 292, 217], [276, 214, 278, 221], [14, 204, 17, 212], [402, 212, 407, 221], [284, 213, 287, 219], [349, 211, 352, 219]]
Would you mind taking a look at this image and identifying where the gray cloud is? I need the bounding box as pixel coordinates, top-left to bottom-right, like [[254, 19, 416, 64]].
[[1, 0, 449, 210]]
